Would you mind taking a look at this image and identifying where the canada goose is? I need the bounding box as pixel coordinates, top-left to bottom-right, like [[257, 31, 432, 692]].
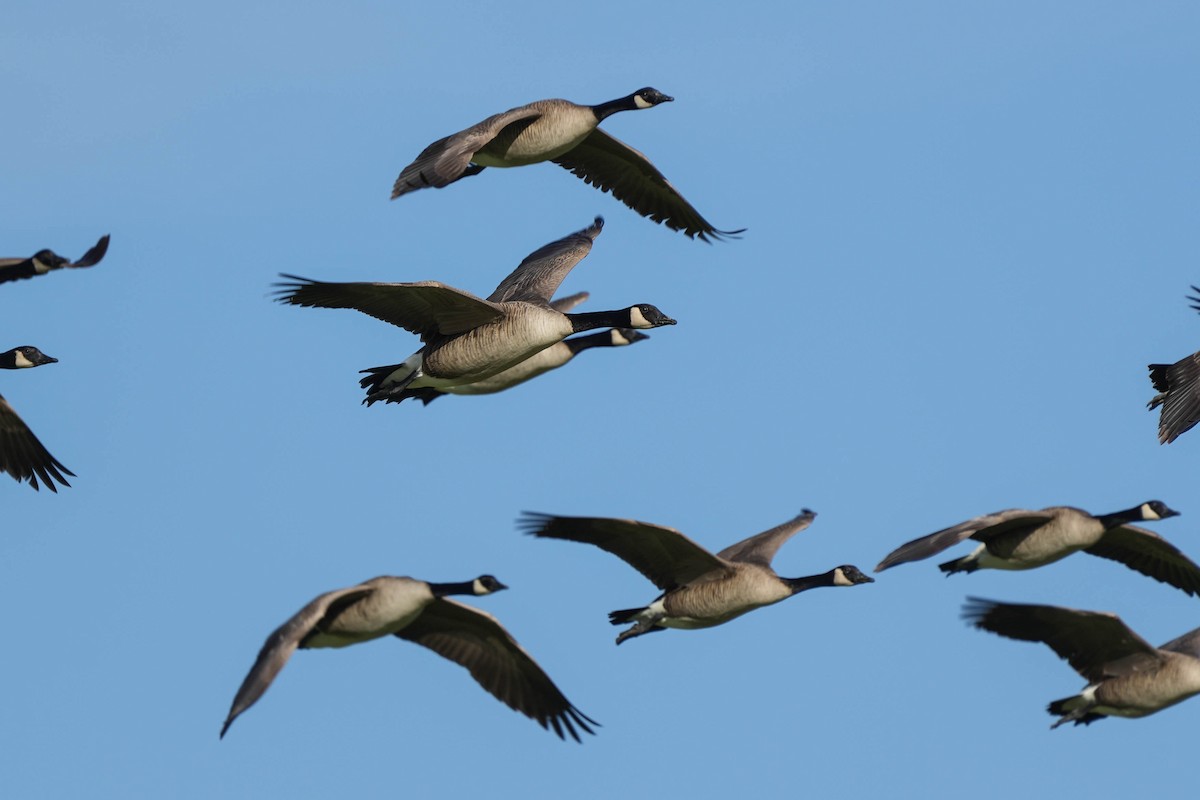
[[0, 346, 74, 492], [519, 510, 874, 645], [275, 217, 676, 403], [963, 597, 1200, 727], [360, 290, 649, 405], [874, 502, 1200, 595], [0, 234, 109, 285], [390, 88, 742, 242], [1148, 286, 1200, 444], [221, 574, 596, 741]]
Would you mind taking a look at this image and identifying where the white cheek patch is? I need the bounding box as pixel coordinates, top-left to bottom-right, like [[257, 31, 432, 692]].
[[1141, 503, 1162, 521], [32, 257, 53, 274], [832, 569, 854, 587], [628, 306, 649, 329], [610, 330, 632, 346], [13, 350, 35, 368], [633, 95, 654, 109]]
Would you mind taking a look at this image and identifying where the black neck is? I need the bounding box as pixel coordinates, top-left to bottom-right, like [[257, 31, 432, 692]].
[[590, 93, 639, 122], [568, 309, 630, 334], [783, 570, 838, 594], [426, 579, 478, 597], [564, 330, 618, 355], [1094, 505, 1145, 529]]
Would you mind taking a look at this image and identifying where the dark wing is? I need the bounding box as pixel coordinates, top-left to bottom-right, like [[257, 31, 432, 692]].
[[220, 584, 374, 738], [715, 510, 817, 568], [274, 274, 503, 338], [391, 105, 545, 198], [874, 509, 1053, 572], [395, 598, 597, 742], [1085, 525, 1200, 596], [550, 291, 590, 313], [963, 598, 1163, 682], [0, 394, 74, 492], [552, 129, 743, 242], [1148, 352, 1200, 444], [486, 218, 603, 305], [519, 512, 728, 590], [69, 234, 110, 267]]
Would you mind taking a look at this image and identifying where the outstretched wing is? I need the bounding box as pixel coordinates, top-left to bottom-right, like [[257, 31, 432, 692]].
[[715, 510, 817, 567], [274, 275, 504, 338], [220, 584, 374, 738], [396, 598, 597, 742], [552, 129, 743, 242], [520, 512, 728, 590]]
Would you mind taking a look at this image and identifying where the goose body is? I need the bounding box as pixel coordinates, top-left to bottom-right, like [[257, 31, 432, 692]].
[[873, 501, 1200, 595], [362, 291, 649, 405], [391, 89, 741, 242], [275, 217, 675, 404], [520, 509, 873, 645], [964, 598, 1200, 727], [221, 574, 596, 741], [1148, 285, 1200, 444], [0, 234, 109, 285], [0, 346, 74, 492]]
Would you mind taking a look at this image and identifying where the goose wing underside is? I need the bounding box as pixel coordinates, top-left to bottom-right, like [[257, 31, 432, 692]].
[[395, 598, 597, 742], [552, 129, 742, 242], [0, 395, 74, 492], [963, 598, 1163, 682], [520, 512, 728, 590], [1085, 525, 1200, 596], [274, 275, 504, 337]]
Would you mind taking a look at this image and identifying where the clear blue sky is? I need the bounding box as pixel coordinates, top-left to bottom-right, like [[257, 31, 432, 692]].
[[4, 2, 1199, 797]]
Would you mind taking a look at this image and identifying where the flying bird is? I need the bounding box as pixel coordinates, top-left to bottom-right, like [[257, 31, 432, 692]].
[[520, 509, 874, 645], [873, 501, 1200, 596], [360, 291, 650, 405], [0, 346, 74, 492], [0, 234, 109, 285], [391, 88, 742, 242], [1148, 286, 1200, 444], [221, 574, 596, 741], [964, 597, 1200, 727], [275, 217, 675, 404]]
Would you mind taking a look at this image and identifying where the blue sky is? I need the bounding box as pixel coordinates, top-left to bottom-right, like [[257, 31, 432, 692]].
[[3, 1, 1199, 797]]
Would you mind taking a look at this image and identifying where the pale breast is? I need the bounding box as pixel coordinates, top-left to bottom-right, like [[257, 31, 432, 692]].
[[305, 578, 433, 648], [473, 103, 598, 166], [662, 566, 791, 626], [422, 305, 572, 383]]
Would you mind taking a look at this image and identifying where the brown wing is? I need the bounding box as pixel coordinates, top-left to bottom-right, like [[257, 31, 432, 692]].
[[220, 584, 375, 738], [0, 394, 73, 492], [520, 512, 728, 590], [875, 509, 1053, 572], [273, 274, 504, 338], [1085, 525, 1200, 596], [714, 510, 817, 568], [552, 129, 743, 242], [486, 218, 603, 305], [1148, 352, 1200, 444], [963, 598, 1163, 682], [391, 105, 545, 198], [395, 598, 596, 742]]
